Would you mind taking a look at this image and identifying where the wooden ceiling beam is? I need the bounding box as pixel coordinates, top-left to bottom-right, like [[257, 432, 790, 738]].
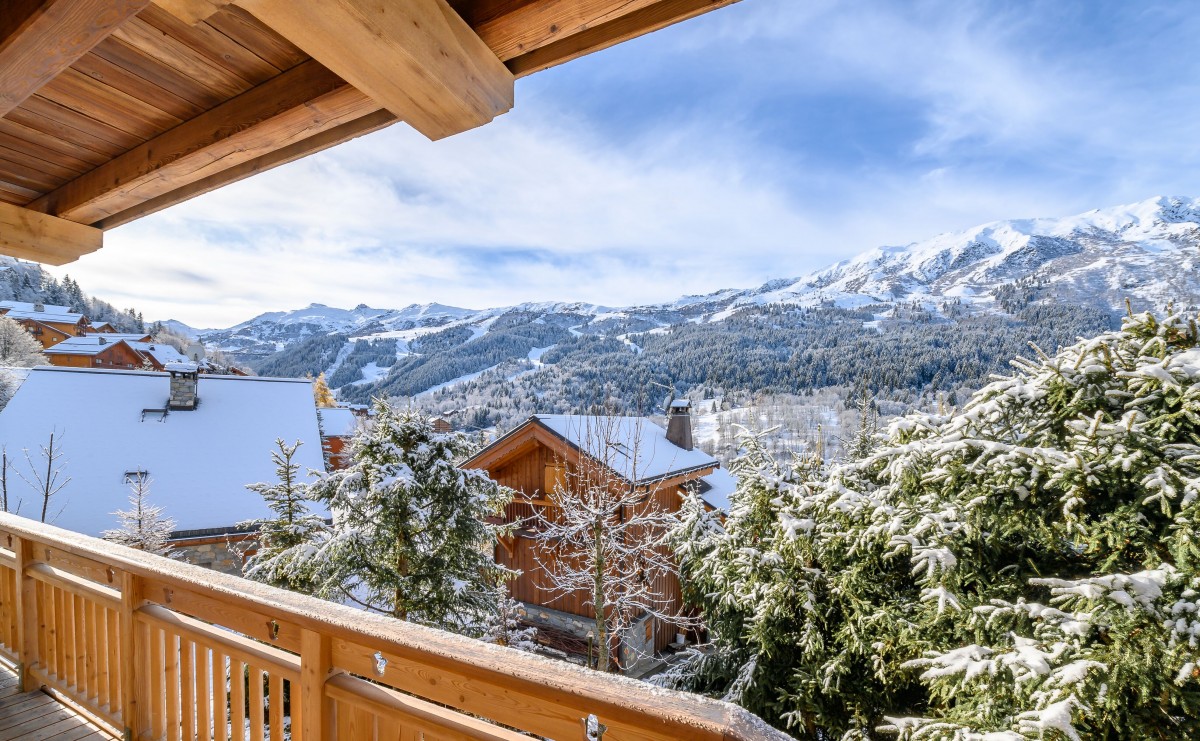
[[0, 200, 101, 265], [235, 0, 514, 140], [26, 60, 382, 226], [505, 0, 739, 78], [0, 0, 151, 118], [150, 0, 232, 25], [93, 108, 398, 231]]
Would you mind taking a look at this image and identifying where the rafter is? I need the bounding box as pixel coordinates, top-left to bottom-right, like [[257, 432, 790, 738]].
[[0, 200, 101, 265], [0, 0, 151, 118], [27, 60, 381, 225], [506, 0, 739, 77]]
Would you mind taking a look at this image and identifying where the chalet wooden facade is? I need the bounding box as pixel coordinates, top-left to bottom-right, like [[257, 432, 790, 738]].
[[44, 335, 145, 368], [464, 407, 733, 663]]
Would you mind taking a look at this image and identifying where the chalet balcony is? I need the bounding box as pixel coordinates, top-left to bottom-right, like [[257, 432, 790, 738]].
[[0, 512, 784, 741]]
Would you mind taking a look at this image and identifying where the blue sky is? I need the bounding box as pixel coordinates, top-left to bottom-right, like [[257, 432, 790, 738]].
[[52, 0, 1200, 327]]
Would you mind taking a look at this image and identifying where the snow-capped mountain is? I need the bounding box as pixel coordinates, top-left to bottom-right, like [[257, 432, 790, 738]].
[[187, 196, 1200, 399], [731, 195, 1200, 315]]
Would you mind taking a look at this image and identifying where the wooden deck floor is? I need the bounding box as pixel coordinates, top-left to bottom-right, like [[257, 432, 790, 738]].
[[0, 665, 112, 740]]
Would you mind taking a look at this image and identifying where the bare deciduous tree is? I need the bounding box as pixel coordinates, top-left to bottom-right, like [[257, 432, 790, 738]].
[[531, 414, 692, 672], [16, 431, 70, 523]]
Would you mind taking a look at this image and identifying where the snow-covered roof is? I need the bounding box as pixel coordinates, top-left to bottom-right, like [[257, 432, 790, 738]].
[[0, 367, 326, 536], [318, 407, 359, 437], [0, 301, 74, 314], [690, 468, 737, 512], [126, 341, 187, 366], [2, 308, 85, 324], [533, 414, 718, 484], [43, 336, 130, 356], [95, 333, 152, 342]]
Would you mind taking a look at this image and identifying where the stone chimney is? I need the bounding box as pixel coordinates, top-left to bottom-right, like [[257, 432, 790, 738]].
[[666, 398, 694, 451], [167, 362, 199, 410]]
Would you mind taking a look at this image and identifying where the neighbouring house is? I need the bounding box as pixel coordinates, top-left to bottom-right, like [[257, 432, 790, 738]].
[[463, 401, 732, 666], [0, 365, 326, 572], [41, 335, 186, 371], [86, 321, 117, 333], [0, 301, 90, 348], [43, 335, 146, 369], [318, 406, 360, 471]]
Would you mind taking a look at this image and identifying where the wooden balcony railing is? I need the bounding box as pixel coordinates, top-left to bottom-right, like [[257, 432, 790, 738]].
[[0, 513, 787, 741]]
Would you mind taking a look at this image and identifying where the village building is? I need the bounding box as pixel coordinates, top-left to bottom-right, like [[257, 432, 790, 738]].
[[317, 406, 360, 470], [85, 321, 117, 333], [0, 301, 90, 348], [464, 401, 734, 668], [41, 335, 188, 371], [0, 365, 327, 572]]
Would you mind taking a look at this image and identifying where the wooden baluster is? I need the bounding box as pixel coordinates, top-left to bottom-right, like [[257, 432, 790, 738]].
[[231, 658, 246, 741], [299, 628, 332, 741], [249, 666, 265, 741], [75, 593, 88, 696], [63, 586, 76, 688], [13, 536, 39, 692], [268, 673, 283, 741], [197, 645, 212, 741], [120, 572, 147, 740], [151, 627, 165, 739], [181, 637, 196, 741], [166, 631, 181, 741], [213, 650, 229, 741]]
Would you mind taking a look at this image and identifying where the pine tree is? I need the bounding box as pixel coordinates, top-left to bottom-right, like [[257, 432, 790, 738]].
[[241, 439, 327, 593], [308, 400, 511, 632], [103, 475, 175, 556], [0, 316, 45, 367], [671, 308, 1200, 738]]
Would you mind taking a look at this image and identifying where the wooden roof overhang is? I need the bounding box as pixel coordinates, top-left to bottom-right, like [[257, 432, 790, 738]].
[[0, 0, 739, 265]]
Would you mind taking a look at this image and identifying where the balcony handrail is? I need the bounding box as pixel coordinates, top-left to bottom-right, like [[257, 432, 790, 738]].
[[0, 511, 789, 740]]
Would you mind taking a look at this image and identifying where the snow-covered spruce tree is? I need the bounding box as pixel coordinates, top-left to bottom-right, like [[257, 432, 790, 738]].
[[103, 475, 175, 556], [672, 309, 1200, 738], [308, 400, 512, 633], [482, 580, 538, 651], [666, 428, 828, 723], [531, 415, 692, 672], [240, 439, 327, 593], [0, 315, 45, 367]]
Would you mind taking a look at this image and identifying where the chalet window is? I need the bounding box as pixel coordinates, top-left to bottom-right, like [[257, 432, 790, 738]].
[[123, 470, 148, 484]]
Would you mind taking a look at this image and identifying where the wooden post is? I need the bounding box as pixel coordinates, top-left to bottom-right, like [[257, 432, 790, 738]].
[[13, 536, 39, 692], [120, 571, 145, 740], [299, 628, 332, 741]]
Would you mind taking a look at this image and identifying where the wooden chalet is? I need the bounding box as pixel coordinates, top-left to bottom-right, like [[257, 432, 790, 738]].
[[464, 403, 734, 663], [0, 300, 89, 347], [43, 334, 145, 368]]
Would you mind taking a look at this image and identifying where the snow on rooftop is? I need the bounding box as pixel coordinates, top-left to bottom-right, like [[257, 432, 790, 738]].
[[692, 468, 736, 512], [0, 301, 73, 314], [43, 336, 128, 356], [0, 367, 326, 536], [533, 414, 718, 483], [127, 341, 187, 366], [318, 407, 359, 437]]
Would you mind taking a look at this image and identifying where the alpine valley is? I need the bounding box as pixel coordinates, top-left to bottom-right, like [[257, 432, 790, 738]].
[[175, 195, 1200, 434]]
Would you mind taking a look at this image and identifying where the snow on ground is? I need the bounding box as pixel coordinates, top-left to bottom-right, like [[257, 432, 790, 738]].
[[347, 362, 391, 387], [417, 365, 500, 397]]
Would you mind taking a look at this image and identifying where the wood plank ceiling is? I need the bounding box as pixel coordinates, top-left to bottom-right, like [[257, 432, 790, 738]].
[[0, 0, 739, 265]]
